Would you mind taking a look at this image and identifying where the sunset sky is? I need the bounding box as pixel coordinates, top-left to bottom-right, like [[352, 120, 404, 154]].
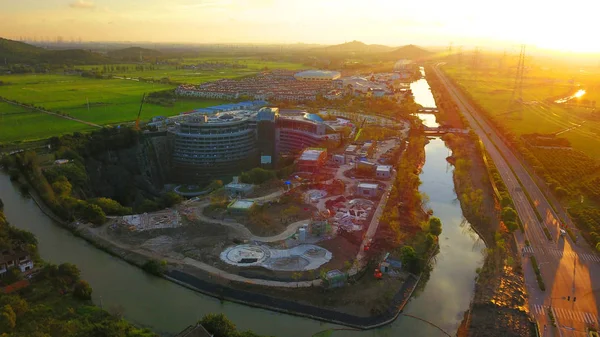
[[1, 0, 597, 53]]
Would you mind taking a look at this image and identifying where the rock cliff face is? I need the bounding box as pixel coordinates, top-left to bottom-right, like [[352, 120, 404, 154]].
[[83, 132, 171, 207]]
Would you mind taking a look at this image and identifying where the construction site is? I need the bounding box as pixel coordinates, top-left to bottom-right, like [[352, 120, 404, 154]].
[[85, 110, 414, 318]]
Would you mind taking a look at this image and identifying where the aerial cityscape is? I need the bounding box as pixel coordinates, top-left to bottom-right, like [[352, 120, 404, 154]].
[[1, 1, 600, 337]]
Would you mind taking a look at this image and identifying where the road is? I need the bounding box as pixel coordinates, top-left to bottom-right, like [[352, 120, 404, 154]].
[[1, 98, 102, 128], [432, 64, 600, 336]]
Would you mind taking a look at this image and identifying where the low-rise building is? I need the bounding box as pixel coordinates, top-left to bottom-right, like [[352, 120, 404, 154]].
[[332, 154, 345, 165], [227, 199, 255, 214], [345, 145, 358, 154], [297, 148, 328, 172], [357, 182, 379, 197], [376, 165, 392, 179], [0, 250, 34, 276], [355, 160, 377, 175], [175, 323, 212, 337]]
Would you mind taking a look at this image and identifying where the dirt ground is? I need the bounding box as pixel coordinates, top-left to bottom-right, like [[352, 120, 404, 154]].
[[202, 201, 317, 237]]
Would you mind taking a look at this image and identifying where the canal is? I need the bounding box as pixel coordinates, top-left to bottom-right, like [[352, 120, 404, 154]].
[[0, 69, 485, 337]]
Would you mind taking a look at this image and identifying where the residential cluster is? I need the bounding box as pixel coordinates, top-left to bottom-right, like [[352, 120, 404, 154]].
[[175, 67, 415, 102]]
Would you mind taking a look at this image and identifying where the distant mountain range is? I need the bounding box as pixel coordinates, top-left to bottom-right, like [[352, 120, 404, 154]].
[[0, 38, 108, 65], [0, 37, 435, 66], [386, 44, 433, 60], [310, 40, 433, 60], [311, 40, 396, 53]]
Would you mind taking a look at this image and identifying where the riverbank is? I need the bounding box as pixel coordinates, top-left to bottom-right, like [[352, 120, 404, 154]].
[[426, 64, 534, 336], [443, 133, 533, 337]]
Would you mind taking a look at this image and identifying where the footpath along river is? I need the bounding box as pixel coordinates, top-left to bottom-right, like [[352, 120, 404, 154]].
[[0, 69, 485, 336]]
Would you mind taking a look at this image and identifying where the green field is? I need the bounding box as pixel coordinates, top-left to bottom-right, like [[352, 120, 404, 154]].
[[0, 101, 94, 143], [443, 64, 600, 159], [0, 57, 305, 143], [78, 57, 305, 85], [0, 74, 228, 126]]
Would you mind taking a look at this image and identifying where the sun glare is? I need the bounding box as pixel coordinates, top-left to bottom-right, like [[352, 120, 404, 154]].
[[574, 89, 586, 99]]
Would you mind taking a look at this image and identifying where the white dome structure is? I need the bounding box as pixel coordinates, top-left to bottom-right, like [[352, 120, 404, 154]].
[[294, 70, 341, 81]]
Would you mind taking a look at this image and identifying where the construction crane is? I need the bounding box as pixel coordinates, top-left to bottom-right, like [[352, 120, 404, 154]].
[[354, 117, 368, 141], [135, 93, 146, 130]]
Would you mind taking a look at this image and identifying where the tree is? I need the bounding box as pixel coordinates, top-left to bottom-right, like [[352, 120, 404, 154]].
[[51, 176, 72, 196], [504, 221, 519, 233], [200, 313, 237, 337], [1, 296, 28, 318], [428, 217, 442, 236], [502, 207, 517, 223], [554, 186, 569, 199], [142, 260, 164, 276], [73, 280, 93, 300], [0, 305, 16, 331], [207, 180, 224, 191], [160, 192, 183, 208], [3, 267, 22, 285], [89, 197, 131, 215], [77, 202, 106, 225], [58, 263, 81, 285], [400, 246, 419, 273]]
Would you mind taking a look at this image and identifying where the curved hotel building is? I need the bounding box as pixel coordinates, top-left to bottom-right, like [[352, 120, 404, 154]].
[[168, 108, 341, 183], [169, 111, 258, 183]]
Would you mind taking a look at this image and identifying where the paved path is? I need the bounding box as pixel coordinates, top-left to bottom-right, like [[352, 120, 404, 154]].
[[192, 197, 310, 243], [1, 98, 102, 128], [183, 257, 321, 288]]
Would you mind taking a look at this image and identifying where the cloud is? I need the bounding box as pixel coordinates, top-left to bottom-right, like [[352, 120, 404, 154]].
[[69, 0, 95, 9]]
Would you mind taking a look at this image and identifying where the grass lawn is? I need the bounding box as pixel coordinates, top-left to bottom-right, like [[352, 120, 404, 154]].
[[0, 102, 94, 143], [0, 74, 229, 127], [443, 64, 600, 159]]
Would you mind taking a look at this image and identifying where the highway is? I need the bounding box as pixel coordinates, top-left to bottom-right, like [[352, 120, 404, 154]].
[[432, 64, 600, 336]]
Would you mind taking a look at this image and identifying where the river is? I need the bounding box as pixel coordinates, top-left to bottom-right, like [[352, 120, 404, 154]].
[[0, 70, 485, 337]]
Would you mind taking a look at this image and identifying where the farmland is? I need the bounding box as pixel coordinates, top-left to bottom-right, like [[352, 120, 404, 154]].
[[0, 101, 94, 143], [0, 74, 232, 124], [443, 63, 600, 159], [77, 57, 305, 84], [0, 57, 305, 144]]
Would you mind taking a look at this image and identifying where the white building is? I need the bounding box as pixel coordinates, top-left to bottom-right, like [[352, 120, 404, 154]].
[[0, 250, 34, 276], [294, 70, 342, 81], [376, 165, 392, 179], [357, 183, 379, 197]]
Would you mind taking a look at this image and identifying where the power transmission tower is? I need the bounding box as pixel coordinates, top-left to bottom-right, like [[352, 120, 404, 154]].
[[471, 47, 481, 83], [508, 44, 526, 118]]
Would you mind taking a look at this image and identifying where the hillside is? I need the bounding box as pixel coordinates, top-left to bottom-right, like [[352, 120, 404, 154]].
[[386, 44, 433, 60], [0, 38, 47, 64], [108, 47, 162, 61], [311, 40, 395, 53], [0, 37, 108, 65]]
